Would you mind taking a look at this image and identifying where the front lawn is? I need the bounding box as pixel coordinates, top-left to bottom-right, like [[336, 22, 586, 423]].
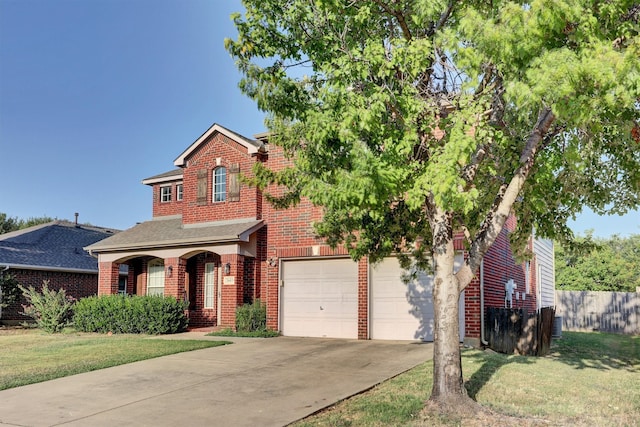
[[0, 328, 229, 390], [295, 332, 640, 427]]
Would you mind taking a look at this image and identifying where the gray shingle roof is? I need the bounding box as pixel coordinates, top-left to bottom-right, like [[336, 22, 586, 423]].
[[141, 168, 183, 184], [0, 221, 120, 272], [85, 217, 264, 253]]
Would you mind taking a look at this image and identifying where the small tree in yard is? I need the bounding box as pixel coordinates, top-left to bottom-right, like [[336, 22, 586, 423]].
[[0, 272, 22, 311], [226, 0, 639, 415], [19, 281, 75, 333]]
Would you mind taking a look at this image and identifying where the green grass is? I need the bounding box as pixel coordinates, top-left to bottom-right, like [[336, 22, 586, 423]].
[[207, 328, 280, 338], [0, 329, 230, 390], [295, 332, 640, 427]]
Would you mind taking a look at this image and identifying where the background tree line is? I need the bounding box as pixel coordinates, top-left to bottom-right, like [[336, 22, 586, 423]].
[[555, 232, 640, 292], [0, 213, 54, 235]]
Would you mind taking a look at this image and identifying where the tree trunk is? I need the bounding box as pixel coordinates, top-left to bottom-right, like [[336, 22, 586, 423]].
[[426, 229, 481, 415], [430, 238, 466, 400]]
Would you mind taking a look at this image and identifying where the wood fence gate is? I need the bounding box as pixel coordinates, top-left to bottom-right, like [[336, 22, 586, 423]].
[[485, 306, 555, 355]]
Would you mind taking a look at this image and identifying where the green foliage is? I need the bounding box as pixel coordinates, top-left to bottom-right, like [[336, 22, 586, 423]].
[[555, 232, 640, 292], [227, 0, 639, 260], [0, 272, 22, 308], [18, 281, 75, 333], [208, 327, 279, 338], [73, 295, 189, 335], [0, 213, 54, 234], [235, 299, 268, 332]]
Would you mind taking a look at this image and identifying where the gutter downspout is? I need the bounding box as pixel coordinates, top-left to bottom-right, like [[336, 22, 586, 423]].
[[480, 260, 488, 345]]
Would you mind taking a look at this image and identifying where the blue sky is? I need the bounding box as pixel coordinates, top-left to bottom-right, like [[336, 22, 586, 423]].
[[0, 0, 637, 238]]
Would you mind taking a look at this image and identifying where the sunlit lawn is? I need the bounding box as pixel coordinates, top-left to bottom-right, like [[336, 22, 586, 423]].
[[295, 332, 640, 427], [0, 328, 229, 390]]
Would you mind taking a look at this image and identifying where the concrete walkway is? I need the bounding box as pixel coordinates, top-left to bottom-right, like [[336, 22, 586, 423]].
[[0, 333, 433, 427]]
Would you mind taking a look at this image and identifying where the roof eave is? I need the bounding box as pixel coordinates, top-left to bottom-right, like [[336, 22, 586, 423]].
[[173, 124, 264, 167], [0, 263, 97, 274], [85, 236, 245, 254]]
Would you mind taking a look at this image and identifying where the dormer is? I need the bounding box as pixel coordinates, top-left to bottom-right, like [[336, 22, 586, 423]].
[[142, 169, 184, 218]]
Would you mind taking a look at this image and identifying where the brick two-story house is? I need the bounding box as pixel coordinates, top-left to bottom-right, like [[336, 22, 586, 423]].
[[86, 123, 555, 345]]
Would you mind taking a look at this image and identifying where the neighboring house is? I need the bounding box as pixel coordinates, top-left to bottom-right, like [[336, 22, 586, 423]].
[[0, 220, 123, 323], [86, 123, 555, 345]]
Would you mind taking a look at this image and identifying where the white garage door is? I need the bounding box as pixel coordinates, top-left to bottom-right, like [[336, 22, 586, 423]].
[[281, 258, 358, 339], [370, 256, 465, 341]]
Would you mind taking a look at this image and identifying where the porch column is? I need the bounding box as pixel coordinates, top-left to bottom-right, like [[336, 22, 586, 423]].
[[98, 261, 120, 295], [164, 257, 187, 302], [219, 254, 245, 328]]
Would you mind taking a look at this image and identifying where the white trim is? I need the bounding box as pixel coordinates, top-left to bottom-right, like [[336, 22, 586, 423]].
[[174, 124, 262, 167], [141, 173, 183, 185], [176, 183, 184, 201], [213, 166, 227, 202], [147, 259, 165, 296], [160, 185, 172, 203], [204, 263, 215, 309], [181, 217, 259, 228], [0, 263, 98, 275]]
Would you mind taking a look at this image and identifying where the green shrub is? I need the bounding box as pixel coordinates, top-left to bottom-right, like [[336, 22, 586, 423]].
[[208, 328, 279, 338], [235, 299, 267, 332], [18, 281, 74, 333], [73, 295, 189, 335], [0, 272, 22, 309]]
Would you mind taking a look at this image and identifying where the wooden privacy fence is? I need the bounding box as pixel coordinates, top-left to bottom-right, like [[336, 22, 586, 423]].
[[485, 307, 555, 356], [555, 290, 639, 335]]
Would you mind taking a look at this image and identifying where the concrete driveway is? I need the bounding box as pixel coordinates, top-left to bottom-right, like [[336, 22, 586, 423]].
[[0, 333, 433, 427]]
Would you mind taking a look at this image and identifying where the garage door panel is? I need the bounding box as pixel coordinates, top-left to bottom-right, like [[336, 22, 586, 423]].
[[371, 256, 464, 341], [281, 258, 358, 339]]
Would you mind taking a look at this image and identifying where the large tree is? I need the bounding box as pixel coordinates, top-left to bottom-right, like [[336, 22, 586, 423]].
[[227, 0, 640, 412]]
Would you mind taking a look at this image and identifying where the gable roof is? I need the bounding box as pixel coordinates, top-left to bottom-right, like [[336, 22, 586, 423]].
[[141, 169, 184, 186], [173, 123, 265, 167], [85, 216, 264, 253], [0, 221, 120, 273]]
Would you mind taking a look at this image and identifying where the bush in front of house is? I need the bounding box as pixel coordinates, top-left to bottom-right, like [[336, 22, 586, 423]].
[[73, 295, 189, 335], [18, 281, 75, 333], [235, 299, 268, 333], [0, 272, 22, 310]]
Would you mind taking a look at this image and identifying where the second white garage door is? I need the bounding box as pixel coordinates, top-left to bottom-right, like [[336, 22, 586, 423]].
[[370, 256, 465, 341], [280, 258, 358, 339]]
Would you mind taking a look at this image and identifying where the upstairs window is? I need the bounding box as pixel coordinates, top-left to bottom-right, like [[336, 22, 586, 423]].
[[160, 186, 172, 203], [176, 183, 183, 201], [213, 167, 226, 202]]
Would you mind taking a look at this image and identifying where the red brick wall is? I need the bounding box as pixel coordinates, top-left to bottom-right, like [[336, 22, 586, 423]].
[[1, 269, 97, 322], [186, 253, 218, 328], [357, 258, 369, 339], [151, 181, 184, 217], [180, 133, 262, 224], [98, 262, 120, 295], [463, 216, 538, 339], [261, 145, 334, 329]]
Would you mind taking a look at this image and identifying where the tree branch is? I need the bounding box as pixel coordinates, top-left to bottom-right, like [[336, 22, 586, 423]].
[[457, 107, 556, 292]]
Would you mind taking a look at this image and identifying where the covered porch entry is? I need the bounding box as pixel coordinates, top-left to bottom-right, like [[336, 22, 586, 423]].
[[86, 217, 264, 328]]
